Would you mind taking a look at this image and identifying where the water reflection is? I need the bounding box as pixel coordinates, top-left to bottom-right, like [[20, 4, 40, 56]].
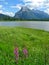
[[0, 21, 49, 31]]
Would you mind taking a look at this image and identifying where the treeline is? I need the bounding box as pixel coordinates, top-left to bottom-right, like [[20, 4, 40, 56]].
[[0, 17, 49, 21], [0, 13, 49, 21], [0, 17, 18, 21]]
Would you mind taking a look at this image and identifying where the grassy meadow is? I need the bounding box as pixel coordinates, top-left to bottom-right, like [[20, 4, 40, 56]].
[[0, 27, 49, 65]]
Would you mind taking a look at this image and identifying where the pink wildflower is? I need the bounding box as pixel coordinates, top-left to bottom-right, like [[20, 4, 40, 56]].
[[23, 48, 28, 58], [14, 47, 19, 63]]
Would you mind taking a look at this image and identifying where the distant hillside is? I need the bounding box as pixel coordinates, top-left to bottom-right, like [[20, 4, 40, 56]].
[[0, 14, 13, 21], [0, 14, 24, 21]]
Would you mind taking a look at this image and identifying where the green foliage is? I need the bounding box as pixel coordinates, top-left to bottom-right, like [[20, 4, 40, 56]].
[[0, 27, 49, 65], [0, 16, 49, 21]]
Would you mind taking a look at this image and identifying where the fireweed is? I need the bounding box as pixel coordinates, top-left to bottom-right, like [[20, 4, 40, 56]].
[[14, 47, 19, 63], [23, 47, 28, 58]]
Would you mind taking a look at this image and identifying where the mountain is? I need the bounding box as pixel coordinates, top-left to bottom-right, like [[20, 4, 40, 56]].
[[0, 6, 49, 21], [14, 6, 49, 20], [14, 6, 38, 19], [31, 9, 49, 19]]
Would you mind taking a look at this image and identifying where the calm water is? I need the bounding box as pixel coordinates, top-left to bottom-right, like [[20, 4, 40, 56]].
[[0, 21, 49, 31]]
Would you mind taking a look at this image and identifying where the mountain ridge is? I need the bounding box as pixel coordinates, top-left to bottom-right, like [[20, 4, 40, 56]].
[[0, 6, 49, 21], [14, 6, 49, 19]]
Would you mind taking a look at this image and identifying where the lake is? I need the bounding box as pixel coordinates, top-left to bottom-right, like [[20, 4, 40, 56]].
[[0, 21, 49, 31]]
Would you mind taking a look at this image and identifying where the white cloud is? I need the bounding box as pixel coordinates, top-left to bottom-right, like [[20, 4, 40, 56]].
[[23, 0, 45, 3], [45, 3, 49, 7], [44, 9, 49, 14], [0, 5, 3, 9], [0, 10, 14, 17], [21, 0, 49, 15], [22, 0, 49, 9], [23, 0, 31, 2], [11, 4, 21, 9], [4, 12, 14, 17], [0, 10, 3, 13]]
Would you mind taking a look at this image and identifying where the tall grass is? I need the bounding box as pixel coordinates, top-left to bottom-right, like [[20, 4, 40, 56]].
[[0, 27, 49, 65]]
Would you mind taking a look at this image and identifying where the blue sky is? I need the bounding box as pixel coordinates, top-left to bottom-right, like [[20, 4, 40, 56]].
[[0, 0, 49, 16]]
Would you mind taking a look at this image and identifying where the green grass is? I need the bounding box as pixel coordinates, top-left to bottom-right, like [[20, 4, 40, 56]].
[[0, 27, 49, 65]]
